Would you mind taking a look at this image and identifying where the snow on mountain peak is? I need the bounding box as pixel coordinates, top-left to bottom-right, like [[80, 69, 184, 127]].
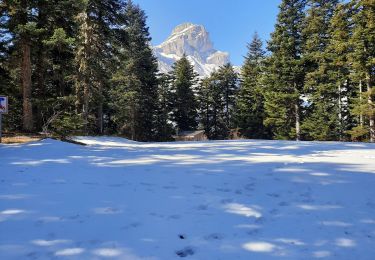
[[154, 23, 230, 77], [171, 22, 197, 35]]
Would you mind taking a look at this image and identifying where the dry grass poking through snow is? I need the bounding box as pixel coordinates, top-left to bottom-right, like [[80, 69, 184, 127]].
[[1, 135, 43, 144]]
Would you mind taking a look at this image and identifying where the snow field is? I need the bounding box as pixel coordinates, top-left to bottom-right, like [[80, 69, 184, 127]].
[[1, 137, 375, 259]]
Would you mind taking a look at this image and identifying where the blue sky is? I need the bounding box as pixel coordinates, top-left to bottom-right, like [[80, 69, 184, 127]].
[[133, 0, 281, 65]]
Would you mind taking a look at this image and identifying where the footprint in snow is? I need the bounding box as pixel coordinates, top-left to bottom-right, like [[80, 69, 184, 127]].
[[269, 209, 279, 215], [163, 185, 178, 190], [176, 247, 194, 257], [279, 201, 290, 207], [205, 233, 223, 241], [197, 205, 208, 211], [217, 188, 231, 193], [168, 214, 181, 220], [108, 183, 124, 187], [267, 193, 280, 198], [82, 182, 99, 185], [220, 198, 233, 204]]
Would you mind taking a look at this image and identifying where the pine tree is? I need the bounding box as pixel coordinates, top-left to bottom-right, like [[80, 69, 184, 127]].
[[34, 0, 81, 132], [3, 0, 42, 131], [171, 55, 199, 132], [301, 0, 342, 141], [324, 3, 354, 140], [198, 63, 238, 140], [349, 0, 375, 142], [2, 0, 83, 134], [263, 0, 306, 140], [111, 0, 159, 141], [199, 74, 228, 139], [0, 2, 23, 131], [154, 73, 174, 141], [75, 0, 122, 134], [235, 32, 268, 139]]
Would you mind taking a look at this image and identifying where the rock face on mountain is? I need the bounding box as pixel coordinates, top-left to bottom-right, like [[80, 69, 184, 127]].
[[153, 23, 230, 77]]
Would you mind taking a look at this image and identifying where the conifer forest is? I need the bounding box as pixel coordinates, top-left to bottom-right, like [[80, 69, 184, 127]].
[[0, 0, 374, 142]]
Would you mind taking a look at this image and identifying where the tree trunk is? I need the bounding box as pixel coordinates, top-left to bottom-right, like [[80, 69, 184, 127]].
[[82, 82, 89, 132], [131, 101, 135, 141], [367, 75, 374, 143], [97, 98, 103, 134], [21, 38, 33, 132], [338, 83, 342, 141], [295, 102, 301, 141], [20, 0, 33, 132], [97, 105, 103, 134], [359, 80, 363, 126]]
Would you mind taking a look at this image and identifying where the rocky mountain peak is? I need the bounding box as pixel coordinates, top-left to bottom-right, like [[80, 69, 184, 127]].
[[153, 23, 230, 77], [171, 22, 196, 35]]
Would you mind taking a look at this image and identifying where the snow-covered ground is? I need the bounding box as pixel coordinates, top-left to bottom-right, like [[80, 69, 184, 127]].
[[1, 137, 375, 259]]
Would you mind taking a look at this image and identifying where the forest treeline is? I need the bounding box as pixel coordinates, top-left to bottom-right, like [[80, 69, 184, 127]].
[[0, 0, 374, 142]]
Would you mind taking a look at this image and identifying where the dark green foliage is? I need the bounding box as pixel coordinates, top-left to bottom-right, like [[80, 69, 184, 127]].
[[1, 0, 374, 143], [154, 73, 175, 141], [301, 0, 346, 141], [199, 63, 239, 140], [50, 113, 84, 138], [75, 0, 123, 134], [262, 0, 306, 140], [110, 0, 159, 141], [235, 33, 269, 139], [171, 55, 199, 132], [348, 0, 375, 142]]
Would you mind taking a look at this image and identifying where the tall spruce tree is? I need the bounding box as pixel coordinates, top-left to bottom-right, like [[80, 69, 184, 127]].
[[263, 0, 306, 140], [154, 73, 174, 141], [235, 33, 268, 139], [199, 63, 238, 140], [349, 0, 375, 142], [325, 3, 354, 140], [111, 0, 159, 141], [75, 0, 121, 134], [0, 2, 23, 131], [301, 0, 341, 141], [2, 0, 83, 134], [3, 0, 41, 131], [34, 0, 81, 132], [171, 55, 199, 132]]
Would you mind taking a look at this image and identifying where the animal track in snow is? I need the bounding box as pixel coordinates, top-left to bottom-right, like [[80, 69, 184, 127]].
[[176, 247, 194, 257]]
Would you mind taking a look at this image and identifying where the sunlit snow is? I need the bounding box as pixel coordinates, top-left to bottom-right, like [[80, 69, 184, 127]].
[[1, 137, 375, 259]]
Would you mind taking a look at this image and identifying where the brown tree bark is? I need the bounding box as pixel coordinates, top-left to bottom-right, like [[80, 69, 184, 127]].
[[295, 103, 301, 141], [22, 40, 33, 131], [367, 74, 374, 143], [20, 0, 33, 131]]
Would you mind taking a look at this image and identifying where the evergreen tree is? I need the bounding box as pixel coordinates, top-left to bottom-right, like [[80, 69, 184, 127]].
[[263, 0, 306, 140], [34, 0, 81, 132], [2, 0, 83, 134], [75, 0, 122, 134], [3, 0, 42, 131], [111, 0, 159, 141], [349, 0, 375, 142], [199, 63, 238, 140], [171, 55, 199, 132], [0, 2, 22, 131], [323, 3, 354, 140], [301, 0, 342, 141], [217, 63, 238, 130], [199, 75, 227, 139], [154, 73, 174, 141], [235, 32, 268, 139]]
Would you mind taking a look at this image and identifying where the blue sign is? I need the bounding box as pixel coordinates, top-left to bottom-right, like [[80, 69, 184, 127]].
[[0, 96, 8, 114]]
